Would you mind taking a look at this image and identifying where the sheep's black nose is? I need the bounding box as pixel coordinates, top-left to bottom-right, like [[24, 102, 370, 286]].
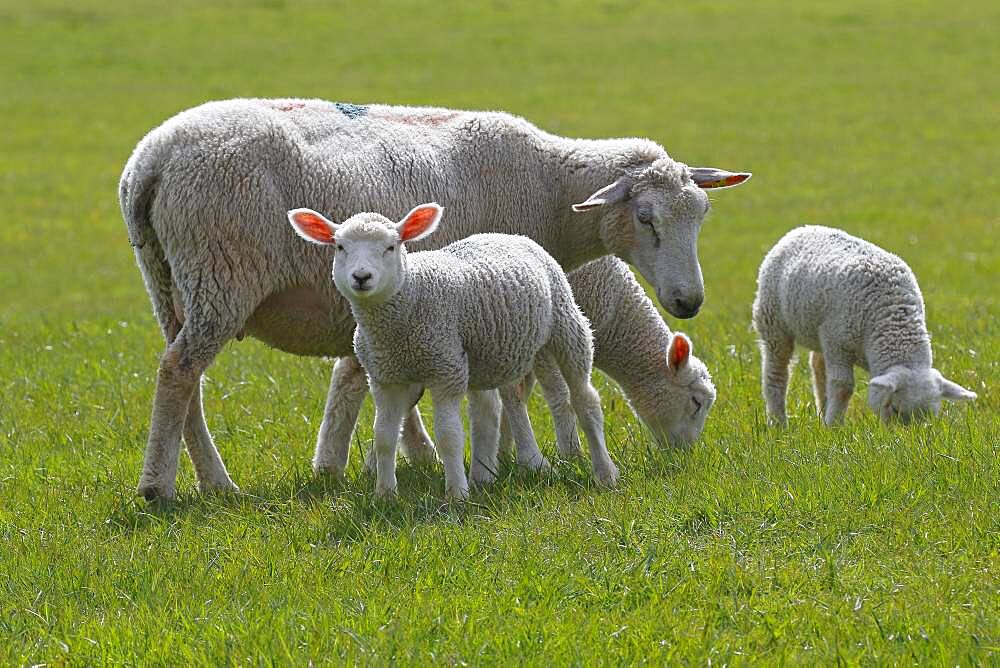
[[672, 297, 702, 319], [352, 271, 372, 288]]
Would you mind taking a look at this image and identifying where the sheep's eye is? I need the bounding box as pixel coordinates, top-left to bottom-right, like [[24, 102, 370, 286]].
[[691, 396, 703, 413], [336, 244, 345, 252], [385, 245, 395, 254], [637, 209, 654, 225]]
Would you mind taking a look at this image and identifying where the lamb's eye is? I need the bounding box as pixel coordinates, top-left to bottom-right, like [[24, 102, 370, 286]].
[[385, 245, 395, 254], [691, 396, 703, 413], [336, 244, 344, 252]]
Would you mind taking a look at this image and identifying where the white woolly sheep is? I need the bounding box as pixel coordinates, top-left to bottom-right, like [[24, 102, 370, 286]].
[[752, 225, 977, 425], [120, 98, 749, 499], [287, 203, 618, 499], [498, 257, 717, 456]]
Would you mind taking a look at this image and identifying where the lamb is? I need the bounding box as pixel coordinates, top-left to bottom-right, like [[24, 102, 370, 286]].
[[496, 257, 717, 457], [120, 98, 750, 499], [287, 203, 618, 499], [752, 225, 977, 425]]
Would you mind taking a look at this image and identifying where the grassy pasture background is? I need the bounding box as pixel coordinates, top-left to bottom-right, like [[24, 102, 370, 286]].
[[0, 0, 997, 663]]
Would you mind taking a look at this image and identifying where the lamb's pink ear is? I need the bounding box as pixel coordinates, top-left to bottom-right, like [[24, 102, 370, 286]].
[[690, 168, 752, 190], [397, 203, 443, 242], [667, 332, 692, 372], [287, 208, 338, 245]]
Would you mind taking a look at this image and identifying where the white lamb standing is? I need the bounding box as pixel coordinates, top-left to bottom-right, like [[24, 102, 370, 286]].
[[287, 203, 618, 500], [497, 257, 717, 457], [752, 225, 977, 425]]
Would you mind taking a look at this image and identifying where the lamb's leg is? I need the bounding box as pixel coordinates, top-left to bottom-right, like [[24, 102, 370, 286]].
[[137, 322, 233, 501], [365, 401, 438, 474], [759, 335, 795, 426], [534, 352, 582, 459], [467, 390, 501, 486], [429, 388, 471, 500], [314, 355, 368, 476], [498, 385, 550, 471], [809, 351, 827, 419], [821, 352, 855, 426], [498, 372, 535, 459], [369, 383, 418, 498], [563, 369, 619, 487], [183, 379, 238, 494]]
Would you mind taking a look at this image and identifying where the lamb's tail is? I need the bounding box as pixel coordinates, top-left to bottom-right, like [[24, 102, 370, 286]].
[[119, 143, 178, 340]]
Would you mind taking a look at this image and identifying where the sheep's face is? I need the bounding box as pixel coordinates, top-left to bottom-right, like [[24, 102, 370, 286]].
[[634, 333, 717, 447], [573, 160, 750, 319], [868, 365, 978, 423], [287, 203, 443, 305]]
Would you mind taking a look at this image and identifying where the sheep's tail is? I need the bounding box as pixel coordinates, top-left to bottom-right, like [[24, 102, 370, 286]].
[[120, 144, 178, 340]]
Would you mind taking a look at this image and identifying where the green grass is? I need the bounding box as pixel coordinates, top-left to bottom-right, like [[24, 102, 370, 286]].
[[1, 0, 998, 663]]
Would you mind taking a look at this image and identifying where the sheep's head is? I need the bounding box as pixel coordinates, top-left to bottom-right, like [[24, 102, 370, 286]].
[[632, 332, 716, 447], [287, 203, 442, 304], [573, 158, 750, 319], [867, 365, 977, 423]]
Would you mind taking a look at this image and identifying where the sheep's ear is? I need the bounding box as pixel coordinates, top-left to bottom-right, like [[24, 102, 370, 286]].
[[667, 332, 692, 372], [690, 168, 752, 190], [939, 375, 977, 402], [287, 208, 338, 244], [572, 176, 632, 212], [397, 203, 443, 242]]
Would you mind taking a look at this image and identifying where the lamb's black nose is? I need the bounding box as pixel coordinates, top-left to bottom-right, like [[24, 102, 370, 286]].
[[352, 271, 372, 289]]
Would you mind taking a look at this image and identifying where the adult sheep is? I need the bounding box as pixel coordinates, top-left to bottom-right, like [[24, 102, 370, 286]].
[[120, 98, 751, 500]]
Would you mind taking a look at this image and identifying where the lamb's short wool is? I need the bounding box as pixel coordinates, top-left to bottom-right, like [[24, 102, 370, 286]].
[[121, 98, 751, 499], [752, 226, 977, 425], [288, 203, 618, 499], [497, 257, 716, 456]]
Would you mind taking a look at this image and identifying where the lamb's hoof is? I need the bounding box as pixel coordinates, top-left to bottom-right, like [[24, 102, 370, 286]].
[[446, 484, 471, 501], [313, 462, 346, 479], [136, 479, 176, 501], [517, 453, 551, 472], [556, 444, 583, 460], [375, 483, 398, 500], [594, 462, 620, 488], [197, 478, 240, 495], [404, 444, 439, 467], [470, 465, 498, 487]]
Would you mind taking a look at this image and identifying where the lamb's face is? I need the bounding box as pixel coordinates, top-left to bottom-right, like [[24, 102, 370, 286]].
[[868, 366, 978, 424], [635, 333, 717, 447], [331, 215, 406, 304], [572, 159, 750, 320]]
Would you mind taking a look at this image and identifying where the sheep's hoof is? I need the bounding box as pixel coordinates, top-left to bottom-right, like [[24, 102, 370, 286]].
[[517, 453, 551, 472], [404, 444, 439, 467], [594, 462, 620, 488], [313, 462, 346, 480], [446, 484, 471, 502], [197, 478, 240, 495], [470, 466, 498, 487], [136, 479, 176, 502], [556, 443, 583, 460]]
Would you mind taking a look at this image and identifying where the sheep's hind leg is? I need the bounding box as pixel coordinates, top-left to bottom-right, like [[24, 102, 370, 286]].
[[809, 351, 827, 419], [498, 385, 550, 471], [429, 387, 471, 500], [760, 335, 795, 426], [467, 390, 501, 486], [534, 352, 582, 459], [138, 320, 236, 501]]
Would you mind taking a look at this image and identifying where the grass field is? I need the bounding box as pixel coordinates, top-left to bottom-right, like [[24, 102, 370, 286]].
[[1, 0, 998, 663]]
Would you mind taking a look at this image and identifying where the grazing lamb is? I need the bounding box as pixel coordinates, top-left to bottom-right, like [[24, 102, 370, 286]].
[[496, 257, 716, 457], [752, 226, 977, 425], [120, 98, 750, 499], [287, 203, 618, 499]]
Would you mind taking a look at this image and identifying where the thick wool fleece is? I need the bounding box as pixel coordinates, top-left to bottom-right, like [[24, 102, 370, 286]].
[[753, 226, 932, 376]]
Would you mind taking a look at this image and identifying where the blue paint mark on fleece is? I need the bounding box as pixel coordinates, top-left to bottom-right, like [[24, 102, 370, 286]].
[[335, 102, 368, 120]]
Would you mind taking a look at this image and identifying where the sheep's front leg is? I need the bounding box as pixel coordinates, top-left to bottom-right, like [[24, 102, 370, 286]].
[[314, 356, 368, 476], [429, 388, 471, 500], [498, 385, 550, 471], [809, 351, 827, 419], [467, 390, 501, 486], [821, 354, 855, 426], [759, 336, 795, 426], [534, 352, 581, 459], [369, 383, 418, 498]]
